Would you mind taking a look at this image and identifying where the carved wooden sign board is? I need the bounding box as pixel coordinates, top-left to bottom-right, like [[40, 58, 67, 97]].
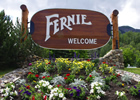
[[30, 9, 111, 50]]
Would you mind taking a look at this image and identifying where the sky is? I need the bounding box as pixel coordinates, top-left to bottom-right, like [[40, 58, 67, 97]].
[[0, 0, 140, 29]]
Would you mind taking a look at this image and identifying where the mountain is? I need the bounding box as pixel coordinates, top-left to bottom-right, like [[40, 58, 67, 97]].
[[119, 26, 140, 34]]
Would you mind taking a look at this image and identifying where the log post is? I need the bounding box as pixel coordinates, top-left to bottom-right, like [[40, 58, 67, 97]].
[[111, 10, 119, 50], [20, 4, 29, 42]]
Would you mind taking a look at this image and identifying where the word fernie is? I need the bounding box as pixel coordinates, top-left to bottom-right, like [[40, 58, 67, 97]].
[[45, 14, 92, 42]]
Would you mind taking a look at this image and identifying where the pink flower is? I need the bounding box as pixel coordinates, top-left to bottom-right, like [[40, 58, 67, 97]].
[[29, 63, 32, 66]]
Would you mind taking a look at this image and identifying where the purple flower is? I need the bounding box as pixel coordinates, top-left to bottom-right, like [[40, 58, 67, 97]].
[[73, 86, 77, 89], [77, 92, 80, 96], [18, 90, 23, 95], [74, 52, 77, 58], [23, 91, 31, 95], [70, 93, 73, 96], [76, 89, 81, 92], [103, 77, 106, 78], [134, 86, 137, 89], [29, 63, 32, 66], [138, 90, 140, 92]]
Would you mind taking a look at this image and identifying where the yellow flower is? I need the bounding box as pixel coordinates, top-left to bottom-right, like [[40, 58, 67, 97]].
[[122, 83, 124, 86], [33, 80, 36, 83], [68, 68, 71, 70]]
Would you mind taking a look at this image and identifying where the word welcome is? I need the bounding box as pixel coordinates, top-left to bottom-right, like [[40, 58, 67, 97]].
[[45, 14, 92, 41], [68, 38, 97, 44]]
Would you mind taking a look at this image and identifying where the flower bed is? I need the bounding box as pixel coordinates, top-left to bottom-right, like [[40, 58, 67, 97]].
[[0, 58, 140, 100]]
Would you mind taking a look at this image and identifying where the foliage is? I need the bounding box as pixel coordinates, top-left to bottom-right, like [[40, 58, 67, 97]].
[[86, 75, 94, 83], [27, 72, 39, 82], [69, 86, 87, 99], [64, 73, 75, 84], [104, 76, 111, 85], [51, 76, 65, 86], [69, 79, 87, 88], [99, 62, 109, 75], [30, 93, 44, 100], [89, 70, 100, 77], [15, 79, 26, 85], [0, 82, 18, 100], [120, 45, 138, 67], [39, 72, 50, 78], [19, 84, 35, 100], [87, 82, 105, 100], [115, 91, 128, 100], [121, 74, 132, 85], [55, 58, 71, 74], [129, 83, 140, 96], [92, 76, 105, 85], [49, 86, 67, 100], [35, 80, 52, 94]]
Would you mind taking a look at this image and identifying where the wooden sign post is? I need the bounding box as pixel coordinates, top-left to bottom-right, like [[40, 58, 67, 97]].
[[111, 10, 119, 50], [20, 4, 29, 42]]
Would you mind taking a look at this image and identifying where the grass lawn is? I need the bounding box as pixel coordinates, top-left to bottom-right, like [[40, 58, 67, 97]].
[[122, 68, 140, 75]]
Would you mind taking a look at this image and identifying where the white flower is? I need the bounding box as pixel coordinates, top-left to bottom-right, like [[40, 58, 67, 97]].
[[101, 90, 105, 95], [5, 87, 10, 93], [90, 89, 94, 94], [91, 82, 95, 88], [97, 90, 101, 93], [35, 85, 40, 88], [54, 93, 58, 96], [10, 96, 14, 100], [120, 92, 125, 96], [14, 90, 18, 95], [42, 83, 47, 87], [62, 97, 67, 100], [45, 81, 50, 86], [10, 92, 14, 95], [38, 89, 41, 92], [96, 87, 101, 90], [116, 91, 119, 95], [11, 85, 15, 89], [3, 92, 9, 97], [59, 93, 64, 98], [0, 89, 4, 93], [49, 94, 54, 100], [99, 82, 103, 86], [97, 95, 101, 99], [48, 85, 53, 90], [53, 88, 58, 92]]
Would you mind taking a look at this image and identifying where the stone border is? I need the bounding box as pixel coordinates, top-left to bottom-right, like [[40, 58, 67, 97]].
[[116, 69, 140, 82], [0, 67, 140, 87]]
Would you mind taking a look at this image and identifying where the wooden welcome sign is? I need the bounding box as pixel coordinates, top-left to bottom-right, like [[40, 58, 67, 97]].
[[30, 9, 111, 50]]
